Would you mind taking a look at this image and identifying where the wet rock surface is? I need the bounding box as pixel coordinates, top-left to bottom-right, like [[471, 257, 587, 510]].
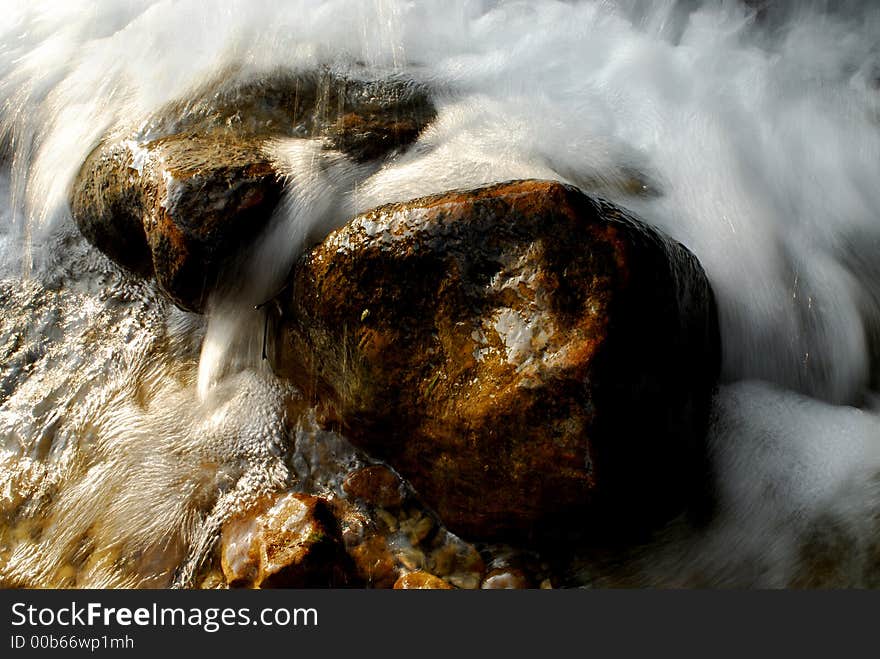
[[481, 568, 531, 589], [72, 134, 284, 312], [394, 571, 454, 589], [64, 74, 721, 583], [214, 468, 491, 589], [335, 488, 485, 589], [347, 534, 400, 588], [70, 71, 435, 312], [204, 406, 495, 590], [342, 465, 405, 509], [270, 179, 721, 542], [220, 491, 351, 588]]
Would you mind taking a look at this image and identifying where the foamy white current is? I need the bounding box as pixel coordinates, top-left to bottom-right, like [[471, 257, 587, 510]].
[[2, 0, 880, 587]]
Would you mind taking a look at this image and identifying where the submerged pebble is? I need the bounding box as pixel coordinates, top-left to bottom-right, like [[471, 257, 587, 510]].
[[393, 571, 454, 590]]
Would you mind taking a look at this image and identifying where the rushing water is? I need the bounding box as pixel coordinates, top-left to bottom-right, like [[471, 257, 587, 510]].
[[2, 0, 880, 587]]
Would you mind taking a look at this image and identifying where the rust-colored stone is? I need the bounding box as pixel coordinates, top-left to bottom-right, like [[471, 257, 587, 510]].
[[70, 72, 435, 312], [347, 534, 399, 589], [270, 179, 720, 542], [393, 571, 454, 589], [481, 568, 531, 589], [73, 132, 283, 312], [220, 492, 351, 588], [342, 465, 405, 509]]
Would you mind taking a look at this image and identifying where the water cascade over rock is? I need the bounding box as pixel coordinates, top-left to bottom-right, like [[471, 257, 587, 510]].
[[4, 1, 880, 589], [269, 179, 720, 541], [68, 65, 722, 548], [71, 72, 436, 312]]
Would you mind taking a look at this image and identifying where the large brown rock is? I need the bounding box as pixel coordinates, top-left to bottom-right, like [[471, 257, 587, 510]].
[[269, 179, 721, 542], [70, 72, 435, 312]]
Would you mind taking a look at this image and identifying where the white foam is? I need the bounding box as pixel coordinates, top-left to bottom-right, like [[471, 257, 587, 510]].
[[2, 0, 880, 586]]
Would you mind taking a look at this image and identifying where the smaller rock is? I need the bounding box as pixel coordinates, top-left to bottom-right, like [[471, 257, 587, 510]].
[[220, 492, 350, 588], [399, 511, 435, 545], [428, 538, 484, 578], [342, 465, 405, 509], [347, 535, 399, 589], [72, 133, 283, 312], [396, 546, 427, 572], [70, 71, 436, 312], [393, 571, 454, 589], [198, 570, 227, 590], [480, 548, 543, 588], [375, 508, 399, 532], [427, 535, 484, 589], [481, 568, 531, 589], [446, 573, 481, 589]]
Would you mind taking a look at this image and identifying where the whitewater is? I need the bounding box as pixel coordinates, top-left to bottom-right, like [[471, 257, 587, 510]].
[[2, 0, 880, 587]]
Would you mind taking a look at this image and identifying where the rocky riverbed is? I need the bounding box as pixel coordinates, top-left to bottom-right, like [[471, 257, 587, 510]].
[[4, 1, 880, 590], [51, 72, 721, 588]]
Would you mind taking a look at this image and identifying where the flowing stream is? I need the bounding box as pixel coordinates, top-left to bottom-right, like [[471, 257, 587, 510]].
[[2, 0, 880, 587]]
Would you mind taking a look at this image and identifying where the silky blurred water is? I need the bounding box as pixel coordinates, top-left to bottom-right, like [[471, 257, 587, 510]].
[[2, 0, 880, 587]]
